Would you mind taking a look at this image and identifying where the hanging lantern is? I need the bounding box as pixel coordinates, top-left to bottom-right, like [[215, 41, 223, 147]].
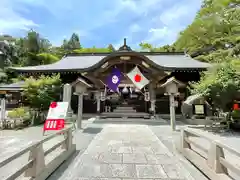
[[100, 92, 106, 101], [122, 86, 129, 94], [144, 91, 150, 101]]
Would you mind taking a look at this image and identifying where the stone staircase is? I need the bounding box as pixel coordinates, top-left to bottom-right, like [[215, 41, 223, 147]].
[[113, 106, 137, 113], [101, 105, 150, 118]]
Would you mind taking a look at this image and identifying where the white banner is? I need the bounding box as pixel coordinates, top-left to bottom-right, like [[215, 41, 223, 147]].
[[47, 102, 69, 119]]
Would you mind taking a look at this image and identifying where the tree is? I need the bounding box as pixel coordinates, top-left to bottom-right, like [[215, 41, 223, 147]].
[[36, 53, 60, 64], [190, 61, 240, 112], [25, 30, 41, 54], [23, 75, 62, 124], [172, 0, 240, 62], [61, 39, 70, 51], [23, 74, 62, 111], [22, 74, 62, 125], [139, 42, 153, 51], [68, 33, 81, 50], [73, 47, 112, 53], [107, 44, 115, 52], [39, 38, 52, 52]]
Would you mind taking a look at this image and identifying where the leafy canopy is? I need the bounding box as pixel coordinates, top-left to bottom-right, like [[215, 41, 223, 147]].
[[190, 61, 240, 111], [22, 74, 62, 110]]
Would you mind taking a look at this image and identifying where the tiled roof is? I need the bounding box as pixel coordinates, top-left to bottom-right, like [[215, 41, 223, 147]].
[[9, 52, 211, 72], [0, 81, 25, 90]]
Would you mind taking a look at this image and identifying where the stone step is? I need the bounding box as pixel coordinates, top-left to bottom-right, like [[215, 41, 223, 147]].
[[101, 112, 150, 118], [113, 109, 137, 113], [115, 106, 135, 110]]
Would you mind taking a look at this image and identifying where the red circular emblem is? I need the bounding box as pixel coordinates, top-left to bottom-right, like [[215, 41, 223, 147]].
[[134, 74, 141, 82], [50, 102, 57, 108]]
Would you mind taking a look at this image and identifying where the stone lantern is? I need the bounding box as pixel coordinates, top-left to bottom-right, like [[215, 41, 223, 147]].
[[161, 77, 185, 131], [71, 78, 92, 129]]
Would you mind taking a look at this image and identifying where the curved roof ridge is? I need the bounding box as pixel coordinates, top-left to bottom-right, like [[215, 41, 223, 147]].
[[8, 52, 211, 72], [65, 51, 186, 57]]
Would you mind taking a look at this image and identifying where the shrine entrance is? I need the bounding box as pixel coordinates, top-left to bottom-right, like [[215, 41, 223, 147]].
[[84, 50, 170, 117], [104, 85, 150, 113]]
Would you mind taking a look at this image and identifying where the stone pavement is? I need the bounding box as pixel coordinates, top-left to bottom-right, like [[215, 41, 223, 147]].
[[55, 124, 197, 180]]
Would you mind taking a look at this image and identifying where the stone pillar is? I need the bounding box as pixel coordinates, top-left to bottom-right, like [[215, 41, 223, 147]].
[[169, 93, 176, 131], [149, 83, 156, 115], [77, 94, 83, 129], [96, 91, 101, 114], [63, 83, 72, 112], [0, 98, 6, 121]]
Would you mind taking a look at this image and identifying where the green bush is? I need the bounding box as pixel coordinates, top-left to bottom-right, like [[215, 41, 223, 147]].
[[231, 110, 240, 119], [37, 53, 59, 64], [23, 74, 62, 111], [8, 107, 30, 120]]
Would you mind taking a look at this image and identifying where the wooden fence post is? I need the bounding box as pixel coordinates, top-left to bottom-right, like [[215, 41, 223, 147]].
[[25, 144, 45, 178]]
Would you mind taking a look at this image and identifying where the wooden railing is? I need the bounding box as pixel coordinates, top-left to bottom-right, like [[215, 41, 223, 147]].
[[180, 128, 240, 180], [0, 126, 76, 180]]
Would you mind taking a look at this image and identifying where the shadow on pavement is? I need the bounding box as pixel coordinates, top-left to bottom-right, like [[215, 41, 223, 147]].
[[46, 150, 81, 180], [82, 127, 102, 134]]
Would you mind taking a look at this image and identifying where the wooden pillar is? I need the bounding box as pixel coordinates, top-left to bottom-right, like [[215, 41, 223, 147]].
[[77, 94, 83, 129]]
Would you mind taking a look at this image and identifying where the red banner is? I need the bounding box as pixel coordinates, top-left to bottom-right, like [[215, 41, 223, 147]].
[[43, 119, 65, 131]]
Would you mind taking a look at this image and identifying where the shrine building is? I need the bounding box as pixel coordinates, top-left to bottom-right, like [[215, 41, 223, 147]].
[[9, 39, 211, 118]]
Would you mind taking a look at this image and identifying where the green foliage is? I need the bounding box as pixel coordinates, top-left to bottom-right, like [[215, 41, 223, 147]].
[[173, 0, 240, 62], [107, 44, 115, 52], [73, 47, 112, 53], [61, 33, 81, 51], [0, 69, 8, 84], [231, 109, 240, 119], [22, 74, 62, 110], [36, 53, 60, 64], [139, 42, 153, 51], [190, 62, 240, 111], [8, 107, 30, 119]]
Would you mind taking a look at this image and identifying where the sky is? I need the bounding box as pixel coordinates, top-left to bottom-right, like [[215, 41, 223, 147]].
[[0, 0, 203, 49]]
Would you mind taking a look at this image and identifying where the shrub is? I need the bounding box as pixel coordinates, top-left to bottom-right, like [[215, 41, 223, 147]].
[[8, 107, 30, 119]]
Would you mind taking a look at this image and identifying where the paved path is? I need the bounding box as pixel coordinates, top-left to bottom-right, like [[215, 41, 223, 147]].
[[53, 124, 196, 180]]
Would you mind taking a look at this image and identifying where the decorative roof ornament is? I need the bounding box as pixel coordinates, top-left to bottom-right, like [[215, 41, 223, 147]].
[[118, 38, 132, 52]]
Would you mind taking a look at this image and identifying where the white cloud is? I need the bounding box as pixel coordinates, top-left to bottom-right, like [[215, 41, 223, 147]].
[[129, 24, 141, 33], [142, 0, 202, 46], [159, 6, 189, 25], [112, 0, 164, 15], [0, 1, 38, 33], [99, 0, 164, 28], [146, 27, 172, 44]]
